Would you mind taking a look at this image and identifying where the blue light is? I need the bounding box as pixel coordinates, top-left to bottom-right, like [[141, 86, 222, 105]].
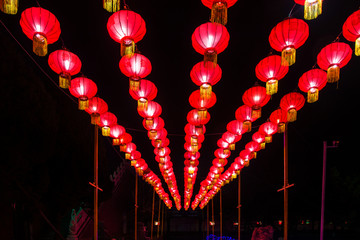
[[206, 234, 236, 240]]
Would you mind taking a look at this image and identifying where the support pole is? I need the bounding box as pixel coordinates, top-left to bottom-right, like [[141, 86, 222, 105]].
[[157, 198, 161, 239], [161, 200, 165, 238], [284, 123, 289, 240], [238, 173, 241, 240], [211, 198, 214, 240], [207, 204, 209, 237], [151, 189, 155, 240], [220, 189, 222, 239], [320, 141, 327, 240], [94, 124, 99, 240], [135, 174, 138, 240]]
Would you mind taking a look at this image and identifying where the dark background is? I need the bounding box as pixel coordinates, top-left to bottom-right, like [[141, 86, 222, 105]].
[[1, 0, 360, 239]]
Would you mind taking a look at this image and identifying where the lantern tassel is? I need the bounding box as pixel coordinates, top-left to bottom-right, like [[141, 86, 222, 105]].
[[277, 123, 285, 133], [129, 78, 140, 91], [307, 88, 319, 103], [265, 136, 272, 143], [121, 39, 135, 57], [204, 50, 217, 65], [287, 109, 297, 122], [266, 79, 278, 95], [304, 0, 322, 20], [327, 65, 340, 83], [355, 37, 360, 56], [1, 0, 18, 14], [281, 47, 296, 66], [59, 72, 71, 89], [113, 138, 120, 145], [102, 126, 111, 137], [120, 144, 127, 152], [78, 97, 89, 110], [33, 33, 48, 57], [210, 2, 228, 25], [103, 0, 121, 12], [137, 99, 148, 112], [200, 84, 212, 100], [91, 113, 100, 125], [229, 143, 235, 151], [198, 109, 208, 121], [243, 121, 252, 132]]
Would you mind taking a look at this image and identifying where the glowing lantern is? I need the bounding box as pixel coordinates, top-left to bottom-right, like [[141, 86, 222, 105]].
[[190, 61, 222, 99], [152, 138, 170, 149], [99, 112, 117, 137], [189, 90, 217, 120], [317, 42, 352, 83], [143, 117, 165, 139], [187, 109, 211, 126], [242, 85, 270, 118], [20, 7, 61, 56], [239, 149, 253, 166], [129, 79, 157, 111], [298, 69, 327, 103], [192, 22, 230, 64], [245, 141, 260, 158], [226, 120, 246, 136], [212, 158, 228, 168], [85, 97, 108, 124], [1, 0, 18, 15], [294, 0, 322, 20], [252, 131, 266, 149], [151, 128, 168, 144], [214, 148, 230, 165], [235, 105, 258, 132], [185, 123, 206, 137], [185, 142, 202, 153], [137, 101, 162, 126], [48, 49, 82, 89], [107, 10, 146, 56], [201, 0, 238, 25], [110, 124, 126, 145], [222, 131, 241, 150], [69, 77, 98, 110], [255, 55, 289, 95], [259, 121, 278, 143], [118, 133, 132, 152], [103, 0, 120, 12], [124, 142, 137, 159], [280, 92, 305, 122], [119, 53, 152, 91], [343, 10, 360, 56], [269, 18, 309, 66], [185, 134, 205, 146], [269, 109, 288, 133]]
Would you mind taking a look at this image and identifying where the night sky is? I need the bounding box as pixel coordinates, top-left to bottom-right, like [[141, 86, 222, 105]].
[[1, 0, 360, 238]]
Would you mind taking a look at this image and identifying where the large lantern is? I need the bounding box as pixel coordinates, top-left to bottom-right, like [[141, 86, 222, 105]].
[[280, 92, 305, 122], [255, 55, 289, 95], [190, 61, 222, 99], [119, 53, 152, 91], [235, 105, 258, 132], [298, 69, 327, 103], [317, 42, 352, 83], [48, 49, 82, 89], [20, 7, 61, 56], [343, 10, 360, 56], [129, 79, 157, 111], [269, 109, 288, 133], [118, 133, 133, 152], [226, 120, 246, 136], [85, 97, 108, 124], [245, 141, 260, 158], [103, 0, 120, 12], [185, 123, 206, 137], [189, 90, 217, 120], [0, 0, 17, 14], [187, 109, 211, 127], [192, 22, 230, 64], [137, 101, 162, 126], [107, 10, 146, 56], [269, 18, 309, 66], [69, 77, 98, 110], [110, 124, 126, 145], [222, 131, 241, 150], [259, 121, 278, 143], [99, 112, 117, 136], [294, 0, 322, 20], [143, 117, 165, 139], [201, 0, 238, 25], [242, 85, 270, 118], [252, 131, 266, 149]]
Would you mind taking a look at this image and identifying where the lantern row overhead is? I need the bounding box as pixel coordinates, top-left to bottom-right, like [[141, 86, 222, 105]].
[[194, 6, 357, 209], [106, 7, 181, 210], [17, 5, 173, 208]]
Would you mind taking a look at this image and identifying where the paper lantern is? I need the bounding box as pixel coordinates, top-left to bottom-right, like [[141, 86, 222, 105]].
[[343, 10, 360, 56], [226, 120, 246, 136], [222, 131, 241, 150], [255, 55, 289, 95], [85, 97, 108, 124], [118, 133, 133, 152], [294, 0, 322, 20], [269, 18, 309, 66], [143, 117, 165, 139], [280, 92, 305, 122], [110, 124, 126, 145], [187, 109, 211, 126], [119, 53, 152, 91], [0, 0, 18, 14], [269, 109, 288, 133], [235, 105, 258, 132], [124, 142, 137, 159], [103, 0, 120, 12], [192, 22, 230, 64], [252, 131, 266, 149], [48, 49, 82, 88], [137, 101, 162, 126], [242, 85, 270, 118], [185, 123, 206, 137], [99, 112, 117, 136], [259, 121, 278, 143], [317, 42, 352, 83], [189, 90, 217, 120], [201, 0, 238, 25], [129, 79, 157, 111], [20, 7, 61, 56], [107, 10, 146, 56], [69, 77, 97, 110], [245, 141, 260, 158], [298, 69, 327, 103]]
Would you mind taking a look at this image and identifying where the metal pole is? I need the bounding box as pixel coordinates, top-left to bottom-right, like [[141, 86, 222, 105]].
[[220, 189, 222, 239], [157, 197, 161, 239], [135, 174, 138, 240], [161, 200, 165, 238], [94, 124, 99, 240], [320, 141, 327, 240], [284, 123, 289, 240], [151, 189, 155, 240], [238, 173, 241, 240], [207, 204, 209, 237], [211, 198, 214, 240]]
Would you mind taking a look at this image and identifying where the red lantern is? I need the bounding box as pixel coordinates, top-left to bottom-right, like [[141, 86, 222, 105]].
[[110, 124, 126, 145], [259, 121, 278, 143], [187, 109, 211, 126], [185, 123, 206, 136], [214, 148, 230, 160], [129, 79, 157, 111], [69, 77, 98, 110], [20, 7, 61, 56], [226, 120, 246, 136], [184, 152, 200, 161], [201, 0, 238, 25], [212, 158, 228, 168], [151, 128, 168, 142], [222, 131, 241, 150], [190, 61, 222, 99], [192, 22, 230, 64], [298, 69, 327, 103], [152, 138, 170, 148], [270, 109, 288, 133], [242, 85, 270, 118], [99, 112, 117, 136], [137, 101, 162, 126], [85, 97, 108, 125], [280, 92, 305, 122], [343, 10, 360, 56], [245, 141, 260, 158], [294, 0, 322, 20], [189, 90, 217, 120], [317, 42, 352, 83], [184, 142, 202, 153], [252, 131, 266, 149], [143, 117, 165, 139], [119, 53, 152, 90], [154, 147, 171, 157], [119, 133, 132, 152], [48, 49, 82, 89], [269, 18, 309, 66], [0, 0, 18, 14], [107, 10, 146, 56], [239, 149, 253, 166], [255, 55, 289, 95], [185, 134, 205, 146], [235, 105, 258, 132], [124, 142, 137, 159]]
